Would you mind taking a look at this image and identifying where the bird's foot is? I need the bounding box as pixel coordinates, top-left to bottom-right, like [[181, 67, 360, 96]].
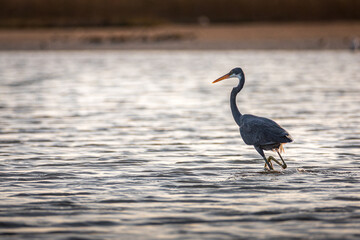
[[267, 156, 287, 169]]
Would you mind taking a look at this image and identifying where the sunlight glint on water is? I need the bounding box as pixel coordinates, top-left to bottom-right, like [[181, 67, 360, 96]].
[[0, 50, 359, 240]]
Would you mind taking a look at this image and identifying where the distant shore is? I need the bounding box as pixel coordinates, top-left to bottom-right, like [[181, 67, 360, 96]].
[[1, 22, 360, 50]]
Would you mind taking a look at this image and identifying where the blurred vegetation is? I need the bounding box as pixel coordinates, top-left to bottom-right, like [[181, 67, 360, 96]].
[[0, 0, 359, 28]]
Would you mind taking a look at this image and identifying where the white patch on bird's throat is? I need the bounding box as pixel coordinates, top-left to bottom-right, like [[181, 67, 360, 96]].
[[230, 73, 241, 79]]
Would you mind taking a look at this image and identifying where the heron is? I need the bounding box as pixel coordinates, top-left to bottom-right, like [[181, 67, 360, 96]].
[[212, 67, 293, 170]]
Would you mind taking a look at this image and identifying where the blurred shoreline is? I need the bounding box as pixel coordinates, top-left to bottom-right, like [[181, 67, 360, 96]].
[[1, 22, 360, 50]]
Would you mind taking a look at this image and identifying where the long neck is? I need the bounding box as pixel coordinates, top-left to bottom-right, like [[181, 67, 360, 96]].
[[230, 76, 244, 126]]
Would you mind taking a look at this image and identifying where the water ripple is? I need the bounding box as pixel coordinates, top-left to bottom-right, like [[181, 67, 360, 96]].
[[0, 50, 359, 239]]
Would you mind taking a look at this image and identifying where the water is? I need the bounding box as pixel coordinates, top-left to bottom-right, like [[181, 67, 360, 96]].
[[0, 50, 359, 240]]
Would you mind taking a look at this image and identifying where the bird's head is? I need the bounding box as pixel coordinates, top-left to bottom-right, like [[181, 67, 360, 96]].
[[212, 67, 244, 83]]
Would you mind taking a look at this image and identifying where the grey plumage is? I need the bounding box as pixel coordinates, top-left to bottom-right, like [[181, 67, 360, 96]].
[[239, 114, 292, 147]]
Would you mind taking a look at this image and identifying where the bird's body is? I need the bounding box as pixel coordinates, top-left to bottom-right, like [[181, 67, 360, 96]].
[[213, 67, 292, 170], [239, 114, 292, 149]]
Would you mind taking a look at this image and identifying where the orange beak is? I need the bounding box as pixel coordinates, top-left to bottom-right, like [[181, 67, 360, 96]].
[[212, 73, 230, 83]]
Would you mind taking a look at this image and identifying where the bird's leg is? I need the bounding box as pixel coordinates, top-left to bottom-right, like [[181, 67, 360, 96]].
[[254, 146, 274, 170], [264, 158, 274, 170], [275, 149, 287, 169], [267, 156, 283, 169]]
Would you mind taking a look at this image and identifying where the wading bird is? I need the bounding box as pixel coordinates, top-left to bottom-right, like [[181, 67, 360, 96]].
[[212, 67, 292, 170]]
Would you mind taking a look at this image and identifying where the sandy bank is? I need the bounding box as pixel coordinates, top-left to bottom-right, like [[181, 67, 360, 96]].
[[0, 22, 360, 50]]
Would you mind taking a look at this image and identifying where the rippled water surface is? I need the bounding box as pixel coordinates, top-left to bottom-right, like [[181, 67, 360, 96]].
[[0, 50, 360, 239]]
